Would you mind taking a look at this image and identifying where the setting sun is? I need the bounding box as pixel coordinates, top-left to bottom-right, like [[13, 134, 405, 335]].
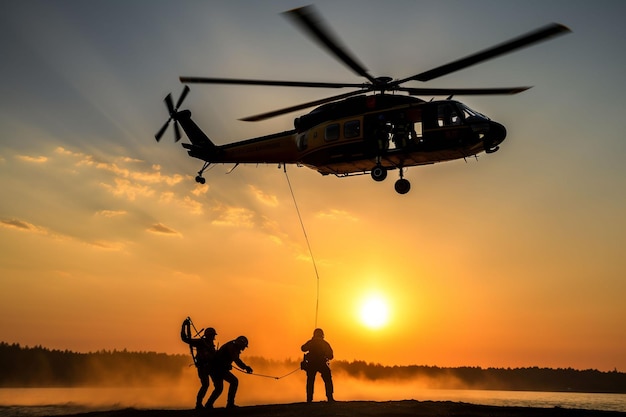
[[358, 294, 390, 329]]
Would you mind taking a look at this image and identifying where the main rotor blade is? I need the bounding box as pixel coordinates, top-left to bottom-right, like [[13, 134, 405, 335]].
[[240, 90, 367, 122], [284, 5, 378, 85], [398, 23, 571, 83], [398, 86, 531, 96], [179, 76, 366, 89]]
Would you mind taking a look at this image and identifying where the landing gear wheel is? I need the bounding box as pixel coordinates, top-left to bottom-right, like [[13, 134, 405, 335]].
[[394, 178, 411, 194], [195, 175, 206, 184], [371, 165, 387, 182], [485, 145, 499, 154]]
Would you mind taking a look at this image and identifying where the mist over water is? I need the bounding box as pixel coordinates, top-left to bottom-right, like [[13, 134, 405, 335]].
[[2, 362, 625, 414]]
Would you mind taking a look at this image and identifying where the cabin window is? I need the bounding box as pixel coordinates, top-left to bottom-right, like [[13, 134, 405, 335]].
[[325, 123, 339, 141], [296, 133, 308, 151], [415, 121, 423, 138], [343, 120, 360, 138], [437, 103, 461, 127]]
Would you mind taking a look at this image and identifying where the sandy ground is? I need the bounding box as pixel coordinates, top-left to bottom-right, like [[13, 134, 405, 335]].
[[45, 400, 626, 417]]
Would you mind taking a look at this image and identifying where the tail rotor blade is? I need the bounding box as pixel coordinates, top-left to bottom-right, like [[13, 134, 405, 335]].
[[176, 85, 190, 109], [164, 93, 175, 115], [156, 87, 190, 143], [155, 119, 171, 142]]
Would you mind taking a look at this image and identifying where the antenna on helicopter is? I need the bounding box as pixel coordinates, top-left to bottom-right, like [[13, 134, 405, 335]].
[[155, 85, 190, 142]]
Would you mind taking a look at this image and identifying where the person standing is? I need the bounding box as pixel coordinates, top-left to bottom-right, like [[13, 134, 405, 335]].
[[180, 318, 217, 410], [301, 328, 334, 402], [205, 336, 253, 409], [391, 113, 417, 149]]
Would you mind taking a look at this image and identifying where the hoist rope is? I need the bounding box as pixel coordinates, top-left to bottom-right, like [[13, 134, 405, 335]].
[[233, 365, 301, 380], [283, 166, 320, 329], [184, 170, 318, 383]]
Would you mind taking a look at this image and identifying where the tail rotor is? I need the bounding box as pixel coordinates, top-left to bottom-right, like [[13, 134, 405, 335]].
[[155, 86, 190, 142]]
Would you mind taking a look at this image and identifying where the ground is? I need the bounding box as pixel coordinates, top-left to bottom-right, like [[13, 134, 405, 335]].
[[48, 400, 625, 417]]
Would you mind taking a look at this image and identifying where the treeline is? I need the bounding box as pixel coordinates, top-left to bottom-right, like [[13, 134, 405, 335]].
[[1, 342, 625, 393], [0, 342, 188, 387], [333, 360, 626, 394]]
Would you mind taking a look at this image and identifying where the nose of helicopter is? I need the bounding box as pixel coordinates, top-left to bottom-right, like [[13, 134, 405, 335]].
[[489, 121, 507, 145], [478, 121, 507, 154]]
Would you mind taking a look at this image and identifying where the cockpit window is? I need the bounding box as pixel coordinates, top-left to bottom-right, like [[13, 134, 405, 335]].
[[437, 103, 461, 127], [458, 103, 489, 120]]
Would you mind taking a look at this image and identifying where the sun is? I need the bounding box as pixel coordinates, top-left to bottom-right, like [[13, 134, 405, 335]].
[[358, 294, 390, 329]]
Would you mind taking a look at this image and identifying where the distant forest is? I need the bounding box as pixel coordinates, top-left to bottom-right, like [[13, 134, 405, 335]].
[[1, 342, 624, 393]]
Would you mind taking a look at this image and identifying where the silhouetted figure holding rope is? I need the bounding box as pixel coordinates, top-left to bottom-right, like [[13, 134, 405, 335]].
[[205, 335, 253, 409], [301, 328, 335, 402], [180, 318, 217, 410]]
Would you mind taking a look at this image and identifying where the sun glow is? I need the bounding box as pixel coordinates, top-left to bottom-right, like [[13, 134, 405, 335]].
[[358, 294, 390, 329]]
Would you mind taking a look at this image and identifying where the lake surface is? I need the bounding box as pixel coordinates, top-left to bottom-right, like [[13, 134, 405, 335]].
[[1, 387, 625, 416]]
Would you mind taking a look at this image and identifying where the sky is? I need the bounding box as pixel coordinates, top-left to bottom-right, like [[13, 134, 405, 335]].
[[1, 0, 625, 374]]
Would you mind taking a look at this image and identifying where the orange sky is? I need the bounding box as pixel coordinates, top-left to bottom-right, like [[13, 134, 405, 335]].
[[1, 1, 625, 373]]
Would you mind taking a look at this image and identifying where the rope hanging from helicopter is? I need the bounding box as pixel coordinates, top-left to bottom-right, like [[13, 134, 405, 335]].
[[226, 167, 319, 381], [283, 165, 321, 330]]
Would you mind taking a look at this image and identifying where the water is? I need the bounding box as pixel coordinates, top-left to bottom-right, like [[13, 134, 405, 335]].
[[411, 389, 626, 412], [1, 387, 624, 416]]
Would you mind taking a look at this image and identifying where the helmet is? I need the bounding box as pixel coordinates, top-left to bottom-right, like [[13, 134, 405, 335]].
[[313, 328, 324, 338], [204, 327, 217, 337], [235, 335, 249, 348]]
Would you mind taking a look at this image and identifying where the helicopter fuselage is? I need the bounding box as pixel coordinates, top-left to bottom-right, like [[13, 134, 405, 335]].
[[180, 94, 506, 184]]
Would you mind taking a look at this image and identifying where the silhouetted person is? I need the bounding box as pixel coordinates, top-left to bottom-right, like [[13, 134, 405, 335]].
[[374, 115, 391, 154], [301, 328, 334, 402], [205, 335, 253, 409], [392, 113, 417, 149], [180, 318, 217, 410]]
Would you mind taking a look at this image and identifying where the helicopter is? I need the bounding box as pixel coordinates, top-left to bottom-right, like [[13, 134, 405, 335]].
[[156, 5, 570, 194]]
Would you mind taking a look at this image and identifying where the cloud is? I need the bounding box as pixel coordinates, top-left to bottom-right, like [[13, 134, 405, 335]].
[[101, 178, 155, 201], [180, 196, 204, 215], [258, 217, 289, 246], [211, 204, 255, 227], [55, 147, 183, 186], [15, 155, 48, 163], [159, 192, 204, 215], [85, 240, 126, 251], [0, 218, 43, 232], [316, 208, 359, 222], [191, 183, 208, 197], [55, 147, 200, 216], [268, 235, 284, 246], [147, 223, 182, 237], [95, 210, 128, 218], [130, 166, 183, 186], [249, 185, 279, 207], [1, 218, 125, 251], [120, 156, 143, 164]]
